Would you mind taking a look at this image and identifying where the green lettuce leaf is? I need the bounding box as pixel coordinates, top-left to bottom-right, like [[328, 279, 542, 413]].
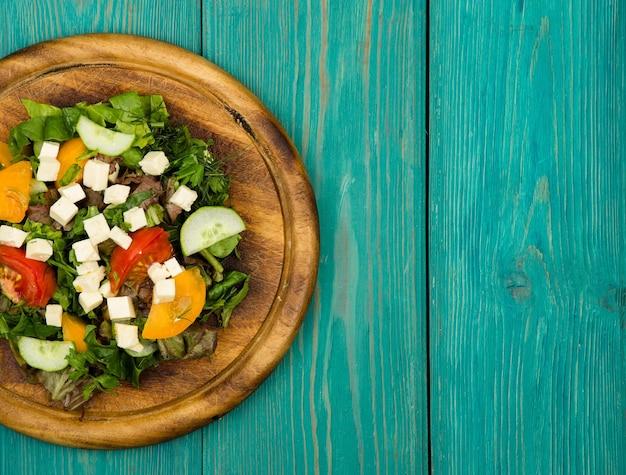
[[157, 324, 217, 360]]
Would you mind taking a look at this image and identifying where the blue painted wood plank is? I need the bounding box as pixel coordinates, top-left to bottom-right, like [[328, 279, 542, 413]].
[[429, 1, 625, 473], [0, 1, 204, 474], [1, 0, 201, 58], [203, 1, 429, 473], [0, 430, 204, 475]]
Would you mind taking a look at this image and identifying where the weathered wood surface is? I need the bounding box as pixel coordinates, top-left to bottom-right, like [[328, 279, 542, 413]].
[[3, 0, 623, 473], [0, 0, 426, 473], [430, 1, 625, 473]]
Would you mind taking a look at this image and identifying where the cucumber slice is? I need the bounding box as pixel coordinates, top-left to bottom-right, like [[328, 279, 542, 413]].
[[180, 206, 246, 256], [17, 336, 74, 372], [30, 178, 48, 195], [75, 115, 135, 156]]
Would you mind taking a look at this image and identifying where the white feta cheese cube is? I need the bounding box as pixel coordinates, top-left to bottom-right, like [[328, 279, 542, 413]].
[[109, 226, 133, 250], [139, 150, 169, 176], [73, 266, 105, 292], [103, 184, 131, 205], [45, 304, 63, 327], [147, 262, 170, 283], [114, 323, 142, 350], [0, 225, 28, 248], [72, 238, 100, 262], [36, 158, 61, 182], [153, 278, 176, 304], [58, 183, 86, 203], [168, 185, 197, 212], [108, 163, 120, 183], [76, 261, 100, 275], [50, 196, 79, 227], [38, 141, 60, 161], [83, 159, 110, 191], [107, 296, 136, 321], [99, 280, 116, 298], [164, 257, 183, 277], [25, 238, 53, 262], [123, 207, 147, 232], [83, 213, 111, 245], [78, 291, 103, 313]]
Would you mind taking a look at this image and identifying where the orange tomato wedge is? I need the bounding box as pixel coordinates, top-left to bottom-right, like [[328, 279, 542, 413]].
[[0, 161, 33, 223], [62, 312, 88, 353], [0, 141, 13, 168], [55, 137, 88, 188], [142, 267, 206, 340]]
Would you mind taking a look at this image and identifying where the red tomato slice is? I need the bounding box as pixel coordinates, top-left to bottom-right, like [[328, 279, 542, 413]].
[[108, 227, 173, 294], [0, 245, 57, 307]]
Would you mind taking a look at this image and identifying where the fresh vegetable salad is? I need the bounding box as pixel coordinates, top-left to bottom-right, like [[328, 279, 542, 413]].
[[0, 92, 249, 409]]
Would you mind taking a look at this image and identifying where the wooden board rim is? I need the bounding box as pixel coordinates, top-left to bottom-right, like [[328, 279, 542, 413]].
[[0, 33, 319, 449]]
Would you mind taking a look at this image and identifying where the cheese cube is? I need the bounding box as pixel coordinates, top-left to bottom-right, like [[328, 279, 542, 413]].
[[36, 158, 61, 182], [123, 207, 147, 232], [169, 185, 197, 212], [45, 304, 63, 327], [50, 196, 79, 227], [164, 257, 183, 277], [84, 213, 111, 245], [108, 163, 120, 183], [103, 184, 131, 205], [109, 226, 133, 250], [153, 278, 176, 304], [38, 141, 60, 161], [78, 291, 103, 313], [76, 261, 100, 275], [0, 225, 28, 248], [58, 183, 86, 203], [107, 296, 136, 321], [147, 262, 170, 282], [114, 323, 143, 351], [99, 280, 116, 298], [83, 159, 110, 191], [25, 238, 53, 262], [72, 238, 100, 262], [139, 150, 169, 176], [73, 266, 105, 292]]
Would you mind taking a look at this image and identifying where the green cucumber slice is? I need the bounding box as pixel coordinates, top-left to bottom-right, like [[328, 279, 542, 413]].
[[180, 206, 246, 256], [30, 178, 48, 195], [75, 115, 135, 156], [17, 336, 74, 372]]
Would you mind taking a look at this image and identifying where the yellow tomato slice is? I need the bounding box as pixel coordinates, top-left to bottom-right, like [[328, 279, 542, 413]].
[[62, 312, 88, 353], [0, 161, 33, 223], [55, 137, 88, 188], [0, 141, 13, 168], [142, 267, 207, 340]]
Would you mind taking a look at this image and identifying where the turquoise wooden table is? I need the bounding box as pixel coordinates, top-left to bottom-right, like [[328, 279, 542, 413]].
[[0, 1, 623, 474]]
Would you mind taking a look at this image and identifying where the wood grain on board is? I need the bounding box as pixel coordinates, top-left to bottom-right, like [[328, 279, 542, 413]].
[[0, 34, 319, 449]]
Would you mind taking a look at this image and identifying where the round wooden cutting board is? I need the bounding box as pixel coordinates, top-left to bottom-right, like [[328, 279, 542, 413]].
[[0, 34, 319, 448]]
